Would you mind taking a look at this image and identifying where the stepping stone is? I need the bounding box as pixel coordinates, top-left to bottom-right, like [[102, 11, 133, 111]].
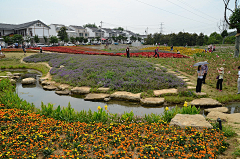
[[11, 76, 20, 79], [39, 77, 47, 84], [58, 84, 70, 90], [170, 114, 213, 129], [168, 71, 177, 74], [60, 65, 65, 68], [71, 86, 91, 94], [204, 107, 228, 113], [195, 92, 207, 96], [190, 98, 222, 107], [154, 67, 161, 71], [84, 93, 110, 101], [55, 90, 70, 95], [43, 85, 57, 90], [97, 87, 110, 93], [186, 82, 194, 85], [13, 73, 21, 76], [41, 81, 56, 85], [207, 111, 240, 123], [187, 86, 195, 90], [140, 98, 165, 106], [10, 79, 16, 84], [155, 64, 161, 67], [0, 76, 9, 79], [110, 91, 141, 101], [21, 78, 36, 85], [183, 79, 190, 82], [177, 76, 188, 79], [154, 88, 178, 96]]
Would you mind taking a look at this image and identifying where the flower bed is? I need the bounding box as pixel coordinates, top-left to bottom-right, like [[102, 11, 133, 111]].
[[23, 53, 186, 93], [141, 46, 205, 56], [30, 46, 189, 58], [0, 107, 229, 159], [2, 48, 38, 53]]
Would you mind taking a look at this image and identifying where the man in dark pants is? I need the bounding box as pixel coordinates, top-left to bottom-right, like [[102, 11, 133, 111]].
[[153, 47, 159, 58], [202, 63, 208, 84], [126, 46, 130, 58]]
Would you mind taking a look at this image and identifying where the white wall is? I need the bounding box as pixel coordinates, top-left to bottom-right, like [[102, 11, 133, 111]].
[[28, 25, 50, 38], [86, 28, 95, 37], [49, 24, 57, 37]]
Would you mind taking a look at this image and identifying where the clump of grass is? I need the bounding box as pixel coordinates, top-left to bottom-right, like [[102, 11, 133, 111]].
[[233, 148, 240, 157]]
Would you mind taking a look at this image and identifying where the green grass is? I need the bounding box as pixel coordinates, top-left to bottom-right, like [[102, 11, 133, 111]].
[[0, 53, 49, 76], [233, 148, 240, 157]]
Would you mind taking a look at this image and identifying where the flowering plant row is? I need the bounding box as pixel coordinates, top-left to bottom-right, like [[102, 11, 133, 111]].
[[30, 46, 189, 58], [0, 107, 229, 159], [2, 48, 38, 53]]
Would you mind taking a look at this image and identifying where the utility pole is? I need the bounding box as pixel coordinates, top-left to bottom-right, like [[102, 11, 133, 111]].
[[160, 22, 164, 34], [100, 21, 103, 44]]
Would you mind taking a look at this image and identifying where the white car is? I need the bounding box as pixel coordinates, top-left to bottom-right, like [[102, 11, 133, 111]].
[[66, 43, 75, 46], [36, 43, 48, 47]]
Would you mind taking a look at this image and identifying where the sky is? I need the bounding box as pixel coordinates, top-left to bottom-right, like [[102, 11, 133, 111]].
[[0, 0, 238, 35]]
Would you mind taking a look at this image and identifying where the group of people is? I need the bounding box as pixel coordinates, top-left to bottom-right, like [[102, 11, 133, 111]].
[[196, 63, 225, 93], [208, 44, 216, 52]]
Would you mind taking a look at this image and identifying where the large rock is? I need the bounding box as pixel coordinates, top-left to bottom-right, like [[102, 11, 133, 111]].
[[97, 87, 110, 93], [55, 90, 70, 95], [10, 79, 16, 84], [170, 114, 213, 128], [110, 91, 141, 101], [207, 111, 240, 123], [58, 84, 70, 90], [204, 107, 228, 113], [43, 85, 57, 90], [154, 88, 178, 96], [140, 98, 165, 106], [39, 77, 47, 84], [41, 81, 56, 86], [71, 86, 91, 94], [84, 93, 110, 101], [190, 98, 222, 107], [21, 78, 36, 85]]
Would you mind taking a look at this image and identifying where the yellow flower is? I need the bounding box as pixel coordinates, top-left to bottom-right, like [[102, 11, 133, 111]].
[[104, 105, 108, 110], [184, 101, 188, 107], [165, 107, 169, 111], [97, 106, 101, 110]]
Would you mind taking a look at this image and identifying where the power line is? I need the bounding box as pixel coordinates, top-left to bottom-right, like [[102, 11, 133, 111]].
[[134, 0, 217, 25]]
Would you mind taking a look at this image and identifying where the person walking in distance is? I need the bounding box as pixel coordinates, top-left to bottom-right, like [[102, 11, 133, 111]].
[[196, 65, 204, 93], [202, 63, 208, 84], [216, 67, 224, 92], [126, 46, 130, 58], [40, 47, 42, 53], [237, 66, 240, 94], [153, 47, 159, 58]]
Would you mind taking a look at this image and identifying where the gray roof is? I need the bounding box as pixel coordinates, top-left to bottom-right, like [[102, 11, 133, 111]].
[[0, 20, 50, 30], [102, 28, 113, 33], [70, 25, 84, 29]]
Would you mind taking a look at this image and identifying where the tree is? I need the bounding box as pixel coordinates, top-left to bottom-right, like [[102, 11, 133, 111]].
[[70, 37, 76, 43], [12, 34, 24, 44], [3, 36, 11, 45], [196, 33, 204, 46], [25, 36, 31, 43], [225, 36, 236, 44], [43, 36, 48, 43], [34, 35, 40, 43], [58, 27, 68, 42], [137, 37, 142, 42], [223, 0, 240, 57], [79, 37, 84, 43], [221, 30, 228, 44], [112, 36, 117, 42], [83, 38, 88, 43], [96, 36, 100, 42], [218, 19, 229, 44], [49, 36, 59, 44], [83, 23, 98, 28], [114, 27, 124, 31], [130, 36, 137, 42]]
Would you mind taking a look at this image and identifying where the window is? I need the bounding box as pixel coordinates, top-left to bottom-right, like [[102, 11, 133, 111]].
[[30, 31, 33, 36], [36, 23, 41, 27], [85, 33, 88, 37], [0, 32, 1, 36], [79, 33, 83, 37]]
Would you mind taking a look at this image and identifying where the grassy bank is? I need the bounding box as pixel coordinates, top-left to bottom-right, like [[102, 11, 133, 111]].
[[0, 53, 49, 76], [0, 78, 232, 158]]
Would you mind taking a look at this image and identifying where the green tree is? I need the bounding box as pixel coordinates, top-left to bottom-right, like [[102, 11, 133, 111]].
[[130, 36, 137, 42], [224, 36, 236, 44], [58, 27, 68, 42], [25, 35, 31, 43], [114, 27, 124, 31], [83, 23, 98, 28], [70, 37, 76, 43], [112, 36, 117, 42], [49, 36, 59, 44], [12, 34, 24, 44], [3, 36, 11, 45], [203, 35, 209, 45], [43, 36, 48, 43], [137, 37, 142, 42], [96, 36, 100, 41], [83, 38, 88, 43], [33, 35, 40, 43], [145, 34, 154, 45], [196, 33, 204, 46], [223, 0, 240, 57]]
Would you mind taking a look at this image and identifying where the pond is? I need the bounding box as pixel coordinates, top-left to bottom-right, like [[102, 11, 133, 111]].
[[4, 69, 240, 116]]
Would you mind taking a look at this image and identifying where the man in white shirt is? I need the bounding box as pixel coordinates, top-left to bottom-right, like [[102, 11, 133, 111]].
[[237, 66, 240, 94]]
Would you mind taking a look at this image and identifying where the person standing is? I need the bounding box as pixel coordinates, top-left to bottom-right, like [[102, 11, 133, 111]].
[[40, 47, 42, 53], [216, 67, 224, 92], [0, 44, 1, 54], [202, 63, 208, 84], [196, 65, 204, 93], [153, 47, 159, 58], [237, 66, 240, 94], [126, 46, 130, 58], [22, 44, 26, 55], [170, 45, 173, 51]]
